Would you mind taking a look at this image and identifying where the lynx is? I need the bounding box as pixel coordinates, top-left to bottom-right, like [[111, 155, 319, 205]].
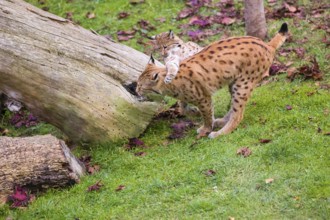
[[149, 30, 203, 84], [137, 23, 288, 138]]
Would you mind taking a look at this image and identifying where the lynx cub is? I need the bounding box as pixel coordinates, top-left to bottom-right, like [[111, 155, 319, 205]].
[[149, 30, 203, 84], [137, 23, 288, 138]]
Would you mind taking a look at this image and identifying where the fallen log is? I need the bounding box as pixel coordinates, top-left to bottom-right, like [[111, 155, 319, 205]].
[[0, 0, 160, 143], [0, 134, 85, 204]]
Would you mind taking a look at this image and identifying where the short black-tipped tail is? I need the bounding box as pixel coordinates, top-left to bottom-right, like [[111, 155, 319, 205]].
[[279, 23, 288, 35], [268, 23, 288, 50]]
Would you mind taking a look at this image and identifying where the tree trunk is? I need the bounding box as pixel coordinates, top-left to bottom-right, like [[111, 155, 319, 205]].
[[244, 0, 267, 40], [0, 0, 160, 143], [0, 135, 85, 204]]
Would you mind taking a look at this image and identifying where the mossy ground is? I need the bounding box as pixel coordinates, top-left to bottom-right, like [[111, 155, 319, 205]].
[[1, 0, 329, 219]]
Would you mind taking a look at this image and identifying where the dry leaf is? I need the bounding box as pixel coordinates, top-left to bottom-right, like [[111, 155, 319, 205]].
[[86, 12, 96, 19], [265, 178, 274, 184], [204, 169, 216, 176], [236, 147, 252, 157], [87, 180, 103, 191], [115, 185, 125, 191]]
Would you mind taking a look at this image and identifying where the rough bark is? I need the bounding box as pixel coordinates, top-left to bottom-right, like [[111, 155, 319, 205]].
[[0, 134, 85, 204], [0, 0, 160, 143], [244, 0, 267, 40]]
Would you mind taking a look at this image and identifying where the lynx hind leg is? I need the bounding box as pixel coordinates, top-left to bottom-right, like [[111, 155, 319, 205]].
[[208, 83, 255, 139], [213, 111, 231, 128], [213, 83, 235, 128]]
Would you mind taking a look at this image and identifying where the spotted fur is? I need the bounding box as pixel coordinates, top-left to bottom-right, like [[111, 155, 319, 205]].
[[149, 30, 203, 84], [137, 23, 288, 138]]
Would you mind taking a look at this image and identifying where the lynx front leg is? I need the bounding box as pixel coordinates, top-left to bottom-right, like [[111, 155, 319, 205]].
[[177, 101, 200, 116], [196, 97, 214, 138], [208, 84, 254, 139]]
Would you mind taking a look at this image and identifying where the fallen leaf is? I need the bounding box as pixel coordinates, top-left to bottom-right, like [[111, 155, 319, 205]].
[[259, 139, 272, 144], [285, 105, 293, 110], [296, 57, 323, 81], [129, 0, 145, 5], [204, 169, 216, 176], [137, 19, 155, 31], [294, 47, 305, 58], [155, 17, 166, 23], [269, 62, 287, 75], [284, 2, 297, 13], [117, 30, 136, 35], [125, 137, 148, 150], [168, 120, 195, 139], [10, 111, 39, 128], [117, 35, 134, 41], [188, 15, 212, 28], [87, 164, 100, 175], [287, 67, 297, 80], [228, 217, 235, 220], [187, 29, 204, 41], [7, 186, 33, 208], [265, 178, 274, 184], [86, 12, 96, 19], [117, 12, 130, 19], [177, 8, 196, 20], [293, 196, 300, 201], [134, 152, 147, 157], [65, 12, 73, 21], [306, 91, 316, 96], [0, 127, 9, 136], [321, 37, 330, 47], [41, 6, 49, 11], [115, 185, 125, 191], [236, 147, 252, 157], [154, 104, 183, 119], [220, 17, 236, 25], [87, 181, 103, 191], [79, 155, 101, 175]]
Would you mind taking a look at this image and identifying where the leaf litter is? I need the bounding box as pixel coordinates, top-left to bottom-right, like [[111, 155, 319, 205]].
[[87, 180, 103, 192], [168, 120, 195, 139], [236, 147, 252, 157], [7, 186, 35, 208]]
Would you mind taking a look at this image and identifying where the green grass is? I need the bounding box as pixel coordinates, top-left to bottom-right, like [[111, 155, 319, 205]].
[[1, 0, 330, 219]]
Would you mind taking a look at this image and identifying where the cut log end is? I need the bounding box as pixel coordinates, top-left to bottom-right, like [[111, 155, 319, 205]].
[[0, 135, 85, 204]]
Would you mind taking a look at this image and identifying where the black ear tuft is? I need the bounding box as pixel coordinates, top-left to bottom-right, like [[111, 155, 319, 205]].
[[279, 23, 288, 34], [149, 54, 155, 64], [168, 30, 174, 39], [152, 73, 158, 81]]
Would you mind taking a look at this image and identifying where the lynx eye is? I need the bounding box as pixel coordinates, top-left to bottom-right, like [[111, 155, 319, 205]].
[[152, 73, 159, 81], [163, 46, 167, 49]]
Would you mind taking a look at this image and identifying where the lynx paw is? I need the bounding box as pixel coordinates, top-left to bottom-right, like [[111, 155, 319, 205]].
[[164, 76, 173, 84], [196, 126, 212, 138], [208, 131, 220, 139]]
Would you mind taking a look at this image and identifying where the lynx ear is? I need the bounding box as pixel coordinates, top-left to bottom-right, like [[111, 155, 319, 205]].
[[168, 30, 174, 39], [149, 54, 155, 64]]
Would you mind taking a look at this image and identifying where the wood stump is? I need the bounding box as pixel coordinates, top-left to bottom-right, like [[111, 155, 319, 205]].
[[0, 135, 85, 204]]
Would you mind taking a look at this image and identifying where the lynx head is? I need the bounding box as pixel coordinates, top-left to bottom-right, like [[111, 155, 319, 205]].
[[136, 55, 165, 97], [148, 30, 182, 57]]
